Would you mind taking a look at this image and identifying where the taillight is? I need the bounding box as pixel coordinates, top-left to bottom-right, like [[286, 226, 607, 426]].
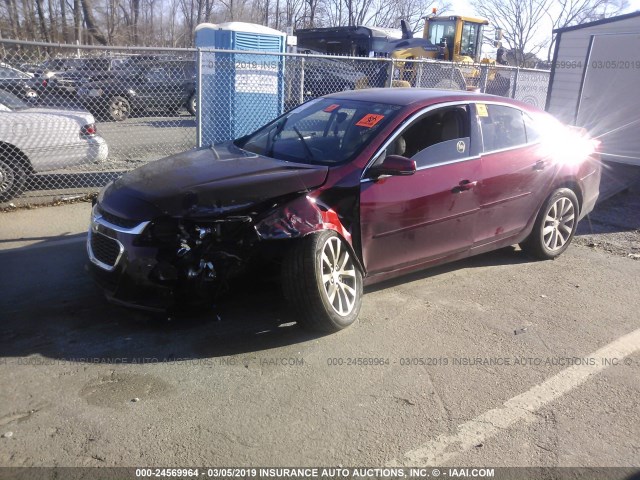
[[81, 123, 97, 136], [42, 79, 48, 87]]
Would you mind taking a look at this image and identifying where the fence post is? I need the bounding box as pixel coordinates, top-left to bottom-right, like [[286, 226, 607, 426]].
[[512, 67, 520, 99], [387, 59, 395, 88], [299, 57, 305, 105], [196, 48, 203, 148], [450, 62, 454, 88], [479, 64, 488, 93]]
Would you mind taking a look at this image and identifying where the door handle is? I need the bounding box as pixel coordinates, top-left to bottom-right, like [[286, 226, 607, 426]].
[[533, 160, 546, 171], [452, 179, 477, 193]]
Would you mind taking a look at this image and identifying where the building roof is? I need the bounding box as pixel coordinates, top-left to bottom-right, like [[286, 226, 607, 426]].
[[553, 10, 640, 34]]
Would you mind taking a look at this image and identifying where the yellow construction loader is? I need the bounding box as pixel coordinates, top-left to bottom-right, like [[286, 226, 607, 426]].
[[388, 10, 510, 94]]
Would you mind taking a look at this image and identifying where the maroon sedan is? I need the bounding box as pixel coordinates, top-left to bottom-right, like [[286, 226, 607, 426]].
[[87, 89, 601, 332]]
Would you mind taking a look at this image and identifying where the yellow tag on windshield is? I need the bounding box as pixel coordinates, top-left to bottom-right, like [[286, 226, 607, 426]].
[[476, 103, 488, 117]]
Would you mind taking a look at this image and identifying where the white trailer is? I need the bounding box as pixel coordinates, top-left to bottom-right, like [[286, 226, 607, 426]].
[[546, 12, 640, 196]]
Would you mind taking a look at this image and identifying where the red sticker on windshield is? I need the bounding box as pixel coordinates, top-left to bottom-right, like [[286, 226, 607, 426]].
[[355, 114, 384, 128], [323, 104, 340, 112]]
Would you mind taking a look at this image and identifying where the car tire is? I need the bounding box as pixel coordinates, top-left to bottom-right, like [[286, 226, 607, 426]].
[[520, 188, 579, 260], [187, 93, 196, 116], [282, 230, 363, 332], [0, 156, 26, 203], [109, 96, 130, 122]]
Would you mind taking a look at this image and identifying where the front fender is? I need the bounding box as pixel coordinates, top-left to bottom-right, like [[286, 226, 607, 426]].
[[254, 194, 351, 243], [254, 195, 365, 274]]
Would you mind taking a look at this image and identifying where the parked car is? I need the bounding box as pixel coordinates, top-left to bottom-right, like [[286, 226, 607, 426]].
[[87, 89, 601, 331], [0, 64, 39, 101], [285, 50, 372, 110], [0, 90, 108, 202], [34, 57, 85, 79], [19, 63, 42, 74], [47, 57, 123, 95], [77, 60, 195, 121]]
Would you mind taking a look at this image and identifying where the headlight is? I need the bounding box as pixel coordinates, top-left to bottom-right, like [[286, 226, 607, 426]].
[[89, 88, 103, 97]]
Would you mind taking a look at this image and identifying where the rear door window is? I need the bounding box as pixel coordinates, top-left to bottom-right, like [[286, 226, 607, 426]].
[[478, 104, 527, 152]]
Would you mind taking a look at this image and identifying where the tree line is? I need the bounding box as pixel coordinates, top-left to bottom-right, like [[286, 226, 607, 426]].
[[0, 0, 452, 47], [0, 0, 631, 63]]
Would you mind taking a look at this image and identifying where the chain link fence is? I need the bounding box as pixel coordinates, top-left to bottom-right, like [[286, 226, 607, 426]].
[[0, 39, 550, 205]]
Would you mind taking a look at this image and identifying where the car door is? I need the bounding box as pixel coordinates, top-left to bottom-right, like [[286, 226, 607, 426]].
[[141, 66, 184, 111], [360, 103, 482, 276], [473, 103, 557, 247], [0, 66, 25, 96]]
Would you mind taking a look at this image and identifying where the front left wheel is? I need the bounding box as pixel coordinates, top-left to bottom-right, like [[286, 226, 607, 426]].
[[282, 231, 363, 332]]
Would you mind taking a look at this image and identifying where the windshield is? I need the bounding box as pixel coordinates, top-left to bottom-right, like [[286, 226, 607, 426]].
[[427, 20, 455, 46], [237, 98, 402, 165], [460, 22, 481, 58], [0, 89, 29, 110]]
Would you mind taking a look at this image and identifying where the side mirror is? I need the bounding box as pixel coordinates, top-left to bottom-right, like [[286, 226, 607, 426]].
[[369, 155, 416, 178]]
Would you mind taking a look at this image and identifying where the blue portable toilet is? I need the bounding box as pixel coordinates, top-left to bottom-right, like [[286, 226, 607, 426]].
[[195, 22, 287, 147]]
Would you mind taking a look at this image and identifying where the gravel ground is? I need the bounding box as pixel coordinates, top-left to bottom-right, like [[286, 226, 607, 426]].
[[575, 181, 640, 259]]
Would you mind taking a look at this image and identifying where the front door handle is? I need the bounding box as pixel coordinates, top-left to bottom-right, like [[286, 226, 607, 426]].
[[452, 179, 477, 194]]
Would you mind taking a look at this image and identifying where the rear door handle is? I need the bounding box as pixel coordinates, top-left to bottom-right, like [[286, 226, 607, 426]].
[[452, 179, 477, 193], [533, 160, 546, 171]]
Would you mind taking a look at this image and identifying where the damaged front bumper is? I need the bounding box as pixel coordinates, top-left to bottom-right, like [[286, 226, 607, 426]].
[[87, 206, 174, 311], [86, 204, 239, 312]]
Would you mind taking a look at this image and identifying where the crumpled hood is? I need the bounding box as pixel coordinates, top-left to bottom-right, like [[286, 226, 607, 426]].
[[99, 142, 329, 220]]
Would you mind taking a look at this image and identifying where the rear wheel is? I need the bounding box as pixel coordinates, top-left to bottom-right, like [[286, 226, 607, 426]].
[[0, 156, 26, 203], [187, 93, 196, 115], [282, 231, 363, 332], [520, 188, 579, 260], [109, 96, 130, 121]]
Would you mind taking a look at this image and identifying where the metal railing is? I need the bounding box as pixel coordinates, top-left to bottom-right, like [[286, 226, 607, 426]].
[[0, 39, 550, 205]]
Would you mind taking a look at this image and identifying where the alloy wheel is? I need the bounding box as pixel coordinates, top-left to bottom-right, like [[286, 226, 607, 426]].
[[0, 160, 15, 195], [543, 196, 575, 251], [320, 236, 358, 316], [110, 99, 129, 120]]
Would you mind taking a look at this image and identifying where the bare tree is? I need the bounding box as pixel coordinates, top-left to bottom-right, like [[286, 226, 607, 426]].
[[60, 0, 70, 42], [73, 0, 82, 42], [374, 0, 450, 33], [545, 0, 628, 62], [21, 0, 38, 40], [3, 0, 20, 39], [470, 0, 552, 66], [35, 0, 51, 42], [80, 0, 109, 44]]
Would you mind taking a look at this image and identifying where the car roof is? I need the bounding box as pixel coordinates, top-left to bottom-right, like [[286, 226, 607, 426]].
[[324, 88, 538, 111]]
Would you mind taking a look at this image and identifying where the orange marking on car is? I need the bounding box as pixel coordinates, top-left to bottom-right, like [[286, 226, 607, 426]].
[[355, 114, 384, 128]]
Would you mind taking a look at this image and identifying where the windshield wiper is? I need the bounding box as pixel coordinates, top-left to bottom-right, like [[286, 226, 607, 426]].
[[293, 126, 315, 162], [266, 117, 287, 157]]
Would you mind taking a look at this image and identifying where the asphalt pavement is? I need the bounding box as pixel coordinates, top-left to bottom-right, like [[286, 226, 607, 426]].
[[0, 191, 639, 470]]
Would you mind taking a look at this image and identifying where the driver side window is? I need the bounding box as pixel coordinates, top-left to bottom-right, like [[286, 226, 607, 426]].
[[382, 105, 471, 168]]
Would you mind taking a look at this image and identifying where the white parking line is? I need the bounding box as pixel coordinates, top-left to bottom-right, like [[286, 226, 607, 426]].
[[388, 327, 640, 466]]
